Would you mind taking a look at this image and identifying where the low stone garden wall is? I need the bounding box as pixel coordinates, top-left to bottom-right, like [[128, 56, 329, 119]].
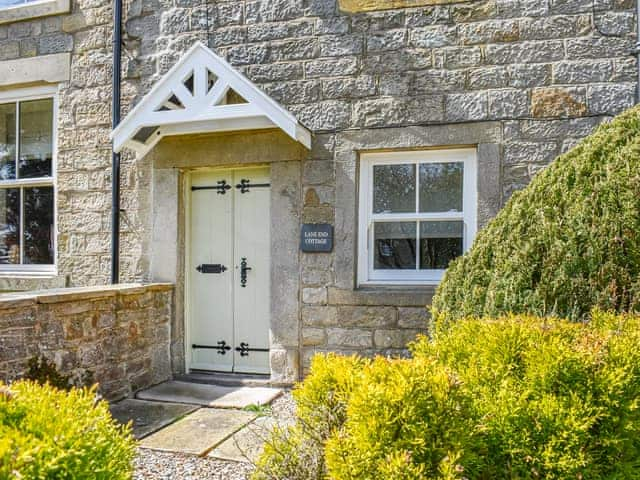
[[0, 283, 173, 400]]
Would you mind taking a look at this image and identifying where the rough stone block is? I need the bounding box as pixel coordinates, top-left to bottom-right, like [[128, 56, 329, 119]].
[[518, 14, 590, 40], [302, 306, 338, 327], [531, 87, 587, 118], [318, 34, 363, 57], [459, 19, 519, 45], [322, 75, 377, 99], [565, 36, 634, 60], [290, 101, 351, 131], [485, 40, 564, 64], [302, 327, 326, 346], [305, 57, 359, 78], [446, 92, 488, 122], [302, 287, 327, 305], [504, 141, 558, 165], [410, 25, 456, 48], [587, 83, 635, 115], [488, 89, 529, 119], [326, 328, 373, 348], [552, 60, 613, 84], [397, 307, 431, 329], [337, 306, 397, 328]]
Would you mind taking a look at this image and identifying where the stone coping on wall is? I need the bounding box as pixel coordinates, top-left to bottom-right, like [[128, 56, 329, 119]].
[[0, 283, 174, 310]]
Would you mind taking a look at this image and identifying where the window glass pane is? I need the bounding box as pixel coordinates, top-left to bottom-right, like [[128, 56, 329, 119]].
[[373, 164, 416, 214], [374, 221, 416, 270], [419, 221, 463, 270], [23, 186, 54, 265], [0, 188, 20, 264], [0, 103, 16, 180], [419, 162, 463, 213], [0, 0, 38, 6], [19, 99, 53, 179]]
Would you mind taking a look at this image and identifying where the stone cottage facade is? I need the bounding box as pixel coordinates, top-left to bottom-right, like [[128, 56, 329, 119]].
[[0, 0, 637, 383]]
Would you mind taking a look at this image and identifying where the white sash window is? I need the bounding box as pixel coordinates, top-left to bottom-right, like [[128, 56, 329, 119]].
[[0, 87, 57, 275], [358, 149, 477, 285]]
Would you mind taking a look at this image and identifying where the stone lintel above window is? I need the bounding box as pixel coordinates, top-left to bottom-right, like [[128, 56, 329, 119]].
[[0, 53, 71, 89], [338, 0, 457, 13], [0, 0, 70, 25]]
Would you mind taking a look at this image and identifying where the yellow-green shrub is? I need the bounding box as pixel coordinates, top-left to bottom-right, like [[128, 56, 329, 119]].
[[253, 354, 367, 480], [0, 381, 136, 479], [325, 356, 481, 480], [413, 312, 640, 478], [255, 312, 640, 479]]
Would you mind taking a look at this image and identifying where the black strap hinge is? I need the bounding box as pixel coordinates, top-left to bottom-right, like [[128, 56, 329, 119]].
[[235, 179, 270, 194], [235, 342, 269, 357]]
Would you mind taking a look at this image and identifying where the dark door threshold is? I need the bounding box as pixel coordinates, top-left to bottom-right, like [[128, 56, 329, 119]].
[[176, 370, 271, 388]]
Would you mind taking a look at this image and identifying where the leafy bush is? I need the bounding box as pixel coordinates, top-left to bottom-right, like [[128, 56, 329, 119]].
[[253, 354, 367, 480], [413, 312, 640, 478], [433, 106, 640, 321], [325, 356, 481, 480], [254, 312, 640, 479], [0, 381, 136, 479]]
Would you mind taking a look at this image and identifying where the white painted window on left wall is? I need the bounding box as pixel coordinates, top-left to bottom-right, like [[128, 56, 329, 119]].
[[0, 88, 56, 274]]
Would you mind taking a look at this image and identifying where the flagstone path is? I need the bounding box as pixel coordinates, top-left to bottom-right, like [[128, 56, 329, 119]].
[[110, 380, 294, 479]]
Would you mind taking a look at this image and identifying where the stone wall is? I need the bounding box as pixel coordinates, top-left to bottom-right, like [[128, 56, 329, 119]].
[[0, 283, 173, 400]]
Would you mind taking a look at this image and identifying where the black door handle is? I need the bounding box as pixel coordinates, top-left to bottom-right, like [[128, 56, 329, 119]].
[[196, 264, 227, 274], [240, 257, 251, 287]]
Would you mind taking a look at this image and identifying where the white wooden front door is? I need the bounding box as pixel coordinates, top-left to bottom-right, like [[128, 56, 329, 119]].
[[189, 167, 271, 374]]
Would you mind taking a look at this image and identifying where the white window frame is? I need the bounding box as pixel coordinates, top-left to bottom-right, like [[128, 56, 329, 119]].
[[0, 0, 70, 25], [0, 85, 58, 276], [358, 148, 477, 286]]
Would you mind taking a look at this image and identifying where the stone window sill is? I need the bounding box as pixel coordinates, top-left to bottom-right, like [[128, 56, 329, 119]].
[[0, 0, 69, 25], [0, 270, 57, 278], [328, 286, 435, 307]]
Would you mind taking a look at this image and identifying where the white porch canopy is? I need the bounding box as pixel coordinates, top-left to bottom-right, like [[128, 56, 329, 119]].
[[111, 42, 312, 157]]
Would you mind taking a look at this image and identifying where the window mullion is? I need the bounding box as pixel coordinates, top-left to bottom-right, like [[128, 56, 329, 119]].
[[15, 101, 19, 181], [415, 160, 420, 271], [19, 187, 24, 265], [415, 220, 420, 271]]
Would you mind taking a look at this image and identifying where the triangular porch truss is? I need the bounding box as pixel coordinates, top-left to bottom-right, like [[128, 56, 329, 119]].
[[111, 42, 312, 157]]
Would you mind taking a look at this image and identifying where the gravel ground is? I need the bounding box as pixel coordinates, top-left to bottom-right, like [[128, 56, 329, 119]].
[[134, 391, 295, 480]]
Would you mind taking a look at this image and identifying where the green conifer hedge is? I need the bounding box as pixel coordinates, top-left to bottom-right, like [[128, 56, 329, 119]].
[[433, 106, 640, 321]]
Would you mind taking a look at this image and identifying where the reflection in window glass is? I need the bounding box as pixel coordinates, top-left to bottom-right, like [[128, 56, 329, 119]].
[[24, 186, 54, 265], [0, 103, 16, 181], [0, 0, 37, 7], [0, 189, 20, 265], [374, 222, 416, 270], [373, 163, 415, 214], [419, 162, 463, 213], [19, 98, 53, 179], [419, 221, 463, 270]]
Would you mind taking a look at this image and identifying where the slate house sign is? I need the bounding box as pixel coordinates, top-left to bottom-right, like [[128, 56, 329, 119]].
[[301, 224, 333, 252]]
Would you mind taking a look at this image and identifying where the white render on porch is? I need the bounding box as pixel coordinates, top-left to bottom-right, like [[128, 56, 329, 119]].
[[111, 42, 312, 157]]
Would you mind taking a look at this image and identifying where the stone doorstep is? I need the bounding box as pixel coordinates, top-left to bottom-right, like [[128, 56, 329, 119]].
[[208, 415, 295, 463], [109, 398, 198, 439], [139, 408, 257, 456], [136, 380, 283, 409]]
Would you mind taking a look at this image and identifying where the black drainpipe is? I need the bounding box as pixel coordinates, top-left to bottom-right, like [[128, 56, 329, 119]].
[[111, 0, 122, 284]]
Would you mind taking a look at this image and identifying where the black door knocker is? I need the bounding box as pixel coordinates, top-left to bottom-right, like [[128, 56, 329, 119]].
[[240, 257, 251, 287]]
